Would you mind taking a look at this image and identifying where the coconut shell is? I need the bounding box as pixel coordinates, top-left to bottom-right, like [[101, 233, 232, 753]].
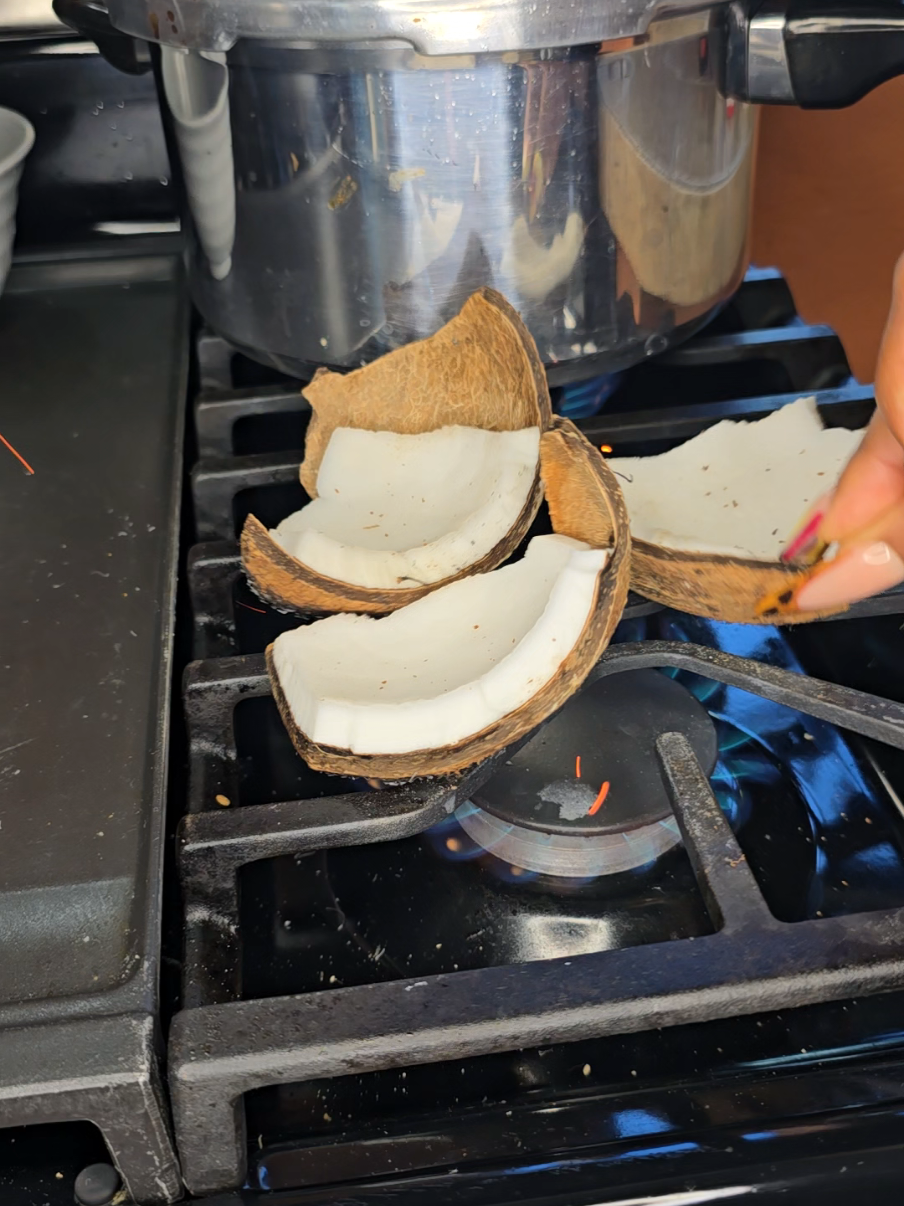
[[241, 287, 553, 615], [299, 287, 553, 497], [628, 541, 849, 625], [241, 466, 544, 615], [266, 418, 631, 779]]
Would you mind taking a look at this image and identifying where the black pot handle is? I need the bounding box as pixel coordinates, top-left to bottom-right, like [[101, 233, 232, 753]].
[[52, 0, 151, 74], [734, 0, 904, 108]]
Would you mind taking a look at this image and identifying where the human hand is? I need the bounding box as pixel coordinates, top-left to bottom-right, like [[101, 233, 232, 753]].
[[782, 258, 904, 611]]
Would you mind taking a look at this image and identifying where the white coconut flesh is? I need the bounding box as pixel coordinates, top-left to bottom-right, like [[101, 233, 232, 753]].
[[270, 424, 541, 591], [271, 533, 610, 756], [606, 397, 864, 561]]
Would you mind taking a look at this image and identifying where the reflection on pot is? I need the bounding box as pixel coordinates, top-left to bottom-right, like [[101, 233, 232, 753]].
[[170, 11, 757, 381], [161, 46, 235, 281], [599, 16, 757, 309], [0, 107, 36, 295], [399, 191, 464, 284], [501, 213, 584, 302]]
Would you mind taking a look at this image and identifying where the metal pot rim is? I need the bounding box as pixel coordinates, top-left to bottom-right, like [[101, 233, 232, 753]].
[[105, 0, 726, 55]]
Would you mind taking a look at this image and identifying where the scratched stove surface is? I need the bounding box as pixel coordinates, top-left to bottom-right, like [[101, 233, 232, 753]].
[[0, 244, 187, 1205]]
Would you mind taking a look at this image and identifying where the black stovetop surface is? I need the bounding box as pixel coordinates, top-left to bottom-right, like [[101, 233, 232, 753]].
[[169, 266, 904, 1204], [7, 255, 904, 1206], [220, 605, 904, 1194]]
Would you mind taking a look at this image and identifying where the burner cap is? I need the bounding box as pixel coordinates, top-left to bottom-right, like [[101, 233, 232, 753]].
[[471, 669, 718, 837]]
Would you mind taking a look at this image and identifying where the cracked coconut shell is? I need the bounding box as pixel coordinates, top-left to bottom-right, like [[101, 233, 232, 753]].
[[266, 418, 631, 780], [242, 288, 553, 615]]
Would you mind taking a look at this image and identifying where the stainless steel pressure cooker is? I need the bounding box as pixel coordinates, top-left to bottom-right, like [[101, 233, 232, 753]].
[[56, 0, 904, 382]]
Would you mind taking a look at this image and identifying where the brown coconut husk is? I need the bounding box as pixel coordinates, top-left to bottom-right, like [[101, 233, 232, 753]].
[[241, 288, 553, 615], [628, 543, 848, 625], [266, 418, 631, 780]]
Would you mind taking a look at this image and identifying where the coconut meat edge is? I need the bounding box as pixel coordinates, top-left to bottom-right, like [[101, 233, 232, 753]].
[[271, 533, 611, 756], [271, 425, 542, 590]]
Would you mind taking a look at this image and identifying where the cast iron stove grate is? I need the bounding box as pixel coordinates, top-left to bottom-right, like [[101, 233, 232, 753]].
[[173, 267, 904, 1197]]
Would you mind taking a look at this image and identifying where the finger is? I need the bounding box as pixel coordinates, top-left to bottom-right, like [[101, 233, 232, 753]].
[[780, 256, 904, 566], [779, 413, 903, 563], [814, 253, 904, 544], [794, 501, 904, 612], [874, 253, 904, 451], [821, 411, 904, 543]]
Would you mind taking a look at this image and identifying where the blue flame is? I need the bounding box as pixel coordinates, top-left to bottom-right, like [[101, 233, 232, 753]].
[[742, 1130, 778, 1143], [423, 812, 484, 862], [491, 861, 542, 885], [425, 807, 544, 882], [501, 1140, 701, 1177], [611, 1108, 673, 1139], [556, 372, 623, 419]]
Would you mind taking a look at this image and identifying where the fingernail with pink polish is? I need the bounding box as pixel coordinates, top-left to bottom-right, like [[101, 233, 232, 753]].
[[780, 493, 833, 564], [795, 542, 904, 612]]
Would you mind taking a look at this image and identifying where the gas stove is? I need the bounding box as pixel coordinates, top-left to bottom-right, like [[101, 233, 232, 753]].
[[6, 250, 904, 1206]]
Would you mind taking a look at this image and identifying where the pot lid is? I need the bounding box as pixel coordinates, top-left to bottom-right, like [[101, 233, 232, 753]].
[[105, 0, 727, 54]]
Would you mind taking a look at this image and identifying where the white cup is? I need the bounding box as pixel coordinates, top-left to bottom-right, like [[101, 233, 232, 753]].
[[0, 108, 35, 295]]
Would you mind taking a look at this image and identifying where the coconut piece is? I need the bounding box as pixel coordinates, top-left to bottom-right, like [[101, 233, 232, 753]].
[[271, 535, 608, 755], [266, 425, 540, 592], [242, 287, 552, 615], [606, 397, 865, 624], [299, 287, 552, 496], [267, 417, 630, 779]]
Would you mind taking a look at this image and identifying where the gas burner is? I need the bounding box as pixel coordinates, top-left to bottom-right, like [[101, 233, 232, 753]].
[[456, 670, 718, 877], [238, 675, 721, 996]]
